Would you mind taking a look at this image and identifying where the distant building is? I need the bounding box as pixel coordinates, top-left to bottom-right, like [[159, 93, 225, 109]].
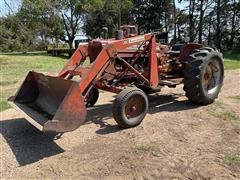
[[73, 35, 89, 49]]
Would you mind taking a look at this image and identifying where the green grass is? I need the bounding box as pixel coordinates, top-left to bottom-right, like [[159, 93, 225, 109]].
[[223, 153, 240, 165], [213, 101, 225, 108], [134, 144, 159, 153], [0, 52, 66, 111], [211, 110, 239, 121], [224, 52, 240, 70], [0, 100, 11, 111], [229, 95, 240, 100], [224, 60, 240, 70]]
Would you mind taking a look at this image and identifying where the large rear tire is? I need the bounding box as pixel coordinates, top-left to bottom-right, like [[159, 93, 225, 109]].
[[183, 47, 224, 105], [112, 88, 149, 128]]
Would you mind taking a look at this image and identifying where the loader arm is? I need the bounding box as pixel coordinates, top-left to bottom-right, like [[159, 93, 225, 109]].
[[8, 33, 159, 133], [58, 45, 88, 78], [72, 33, 159, 94]]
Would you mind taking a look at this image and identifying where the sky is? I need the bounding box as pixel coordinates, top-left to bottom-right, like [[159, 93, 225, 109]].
[[0, 0, 188, 16], [0, 0, 21, 16]]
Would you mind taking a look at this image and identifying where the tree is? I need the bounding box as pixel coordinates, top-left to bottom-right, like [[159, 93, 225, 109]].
[[1, 0, 240, 52], [188, 0, 196, 42], [58, 0, 86, 48], [215, 0, 221, 49], [84, 0, 133, 38], [173, 0, 177, 42], [0, 0, 33, 51], [0, 15, 33, 51], [230, 0, 237, 50], [176, 10, 188, 42], [132, 0, 174, 33], [198, 0, 204, 43], [18, 0, 64, 49]]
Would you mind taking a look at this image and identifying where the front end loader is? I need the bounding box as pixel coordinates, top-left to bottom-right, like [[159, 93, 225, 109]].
[[9, 32, 224, 132]]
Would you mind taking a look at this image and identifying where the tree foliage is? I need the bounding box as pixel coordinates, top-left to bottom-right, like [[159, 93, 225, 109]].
[[132, 0, 174, 34], [0, 0, 239, 51], [57, 0, 87, 48], [83, 0, 133, 38], [179, 0, 240, 50], [18, 0, 64, 49]]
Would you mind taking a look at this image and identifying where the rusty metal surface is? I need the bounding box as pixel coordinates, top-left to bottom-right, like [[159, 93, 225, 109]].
[[117, 56, 150, 85], [179, 43, 203, 61], [88, 41, 103, 63], [44, 84, 86, 132], [10, 71, 87, 132], [9, 33, 208, 133]]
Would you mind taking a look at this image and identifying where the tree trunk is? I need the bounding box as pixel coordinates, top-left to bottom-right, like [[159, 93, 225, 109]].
[[189, 0, 195, 42], [230, 0, 236, 50], [207, 18, 211, 46], [216, 0, 221, 49], [68, 37, 74, 49], [198, 0, 204, 43], [177, 24, 182, 42], [118, 0, 121, 29], [173, 0, 177, 43], [164, 12, 168, 32]]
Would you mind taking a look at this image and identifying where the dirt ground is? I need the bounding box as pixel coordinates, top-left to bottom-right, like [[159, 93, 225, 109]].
[[1, 70, 240, 180]]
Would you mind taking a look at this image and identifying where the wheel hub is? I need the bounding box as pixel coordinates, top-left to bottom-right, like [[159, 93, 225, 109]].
[[130, 106, 137, 111], [203, 65, 213, 89], [202, 59, 222, 95], [125, 95, 144, 119]]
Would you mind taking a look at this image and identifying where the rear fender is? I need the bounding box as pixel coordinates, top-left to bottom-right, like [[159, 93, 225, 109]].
[[179, 43, 203, 61]]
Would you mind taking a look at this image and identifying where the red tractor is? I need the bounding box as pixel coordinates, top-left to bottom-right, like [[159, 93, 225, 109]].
[[9, 26, 224, 132]]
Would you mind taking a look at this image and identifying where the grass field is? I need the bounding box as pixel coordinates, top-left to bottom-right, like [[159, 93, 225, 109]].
[[224, 52, 240, 70], [0, 51, 239, 112], [0, 52, 66, 111]]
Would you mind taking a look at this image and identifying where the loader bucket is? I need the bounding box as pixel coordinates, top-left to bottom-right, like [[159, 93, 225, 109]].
[[8, 71, 87, 132]]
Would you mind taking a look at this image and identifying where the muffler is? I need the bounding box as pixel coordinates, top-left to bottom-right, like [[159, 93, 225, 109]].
[[8, 71, 87, 132]]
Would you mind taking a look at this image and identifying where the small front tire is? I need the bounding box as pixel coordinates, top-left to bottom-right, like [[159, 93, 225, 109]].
[[85, 88, 99, 107], [112, 88, 149, 128]]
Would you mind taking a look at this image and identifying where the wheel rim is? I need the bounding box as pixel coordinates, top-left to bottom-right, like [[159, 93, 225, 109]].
[[202, 58, 222, 95], [124, 95, 145, 119]]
